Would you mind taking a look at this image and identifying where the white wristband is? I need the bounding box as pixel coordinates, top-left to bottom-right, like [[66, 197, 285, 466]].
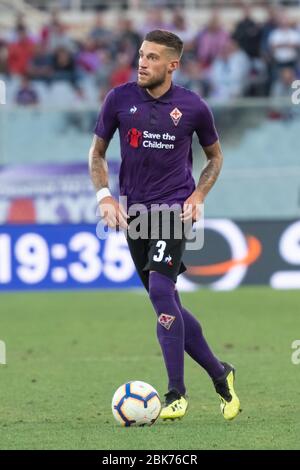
[[96, 188, 111, 203]]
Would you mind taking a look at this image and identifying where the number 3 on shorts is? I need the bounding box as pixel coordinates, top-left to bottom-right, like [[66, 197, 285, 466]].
[[153, 240, 167, 262]]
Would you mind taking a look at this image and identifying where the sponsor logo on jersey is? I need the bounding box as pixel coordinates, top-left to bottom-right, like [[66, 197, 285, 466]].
[[126, 129, 176, 150], [158, 314, 176, 330], [127, 128, 142, 148], [130, 105, 137, 114], [164, 254, 173, 266]]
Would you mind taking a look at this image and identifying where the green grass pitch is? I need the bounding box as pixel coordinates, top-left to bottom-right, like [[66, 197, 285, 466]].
[[0, 288, 299, 450]]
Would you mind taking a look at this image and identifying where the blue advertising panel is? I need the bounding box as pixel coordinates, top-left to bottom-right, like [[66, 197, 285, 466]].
[[1, 220, 300, 290], [0, 224, 141, 291]]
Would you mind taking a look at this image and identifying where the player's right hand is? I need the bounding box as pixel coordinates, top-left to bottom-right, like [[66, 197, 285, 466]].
[[99, 196, 129, 229]]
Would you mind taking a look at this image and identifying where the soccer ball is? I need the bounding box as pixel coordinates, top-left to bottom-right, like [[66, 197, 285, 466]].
[[112, 381, 161, 427]]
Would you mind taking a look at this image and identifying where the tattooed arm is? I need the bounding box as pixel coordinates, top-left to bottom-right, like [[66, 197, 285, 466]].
[[89, 136, 128, 229], [180, 140, 223, 222], [89, 135, 109, 191], [196, 140, 223, 199]]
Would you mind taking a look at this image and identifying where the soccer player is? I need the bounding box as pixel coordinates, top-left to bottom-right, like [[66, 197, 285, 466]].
[[89, 30, 241, 421]]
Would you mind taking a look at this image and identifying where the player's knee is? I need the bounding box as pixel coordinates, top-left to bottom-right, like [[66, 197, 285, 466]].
[[148, 271, 175, 304]]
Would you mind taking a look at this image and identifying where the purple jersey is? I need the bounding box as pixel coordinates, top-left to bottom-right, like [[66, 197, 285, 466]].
[[94, 82, 218, 209]]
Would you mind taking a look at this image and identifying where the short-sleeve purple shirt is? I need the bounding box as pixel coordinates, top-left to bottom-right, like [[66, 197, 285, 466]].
[[94, 81, 218, 209]]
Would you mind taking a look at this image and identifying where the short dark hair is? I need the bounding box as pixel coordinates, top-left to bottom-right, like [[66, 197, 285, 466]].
[[144, 30, 184, 59]]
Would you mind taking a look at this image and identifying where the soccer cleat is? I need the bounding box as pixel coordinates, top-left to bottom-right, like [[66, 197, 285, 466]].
[[213, 362, 241, 421], [159, 389, 188, 421]]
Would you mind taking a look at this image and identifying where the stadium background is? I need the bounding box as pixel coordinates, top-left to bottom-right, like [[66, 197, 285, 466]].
[[0, 0, 300, 450]]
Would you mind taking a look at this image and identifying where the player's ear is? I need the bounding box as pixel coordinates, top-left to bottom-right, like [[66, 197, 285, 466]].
[[168, 60, 179, 74]]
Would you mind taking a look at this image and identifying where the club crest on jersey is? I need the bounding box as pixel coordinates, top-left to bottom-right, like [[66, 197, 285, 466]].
[[127, 128, 142, 148], [170, 107, 182, 126], [158, 314, 176, 330]]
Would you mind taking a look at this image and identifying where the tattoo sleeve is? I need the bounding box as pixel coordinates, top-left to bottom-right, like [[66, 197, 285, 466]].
[[196, 140, 223, 199], [88, 136, 109, 191]]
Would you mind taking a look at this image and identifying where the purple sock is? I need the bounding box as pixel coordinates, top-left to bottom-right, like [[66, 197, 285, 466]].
[[174, 290, 224, 380], [149, 272, 186, 395]]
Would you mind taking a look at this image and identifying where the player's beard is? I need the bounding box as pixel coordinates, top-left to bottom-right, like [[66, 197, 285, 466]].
[[138, 70, 167, 90]]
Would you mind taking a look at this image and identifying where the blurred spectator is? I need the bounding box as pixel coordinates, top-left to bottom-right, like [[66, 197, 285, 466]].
[[42, 14, 75, 53], [233, 5, 262, 58], [28, 42, 53, 82], [169, 10, 194, 44], [6, 13, 36, 43], [41, 11, 60, 44], [110, 53, 134, 88], [52, 47, 78, 85], [174, 59, 206, 95], [270, 66, 297, 96], [209, 38, 251, 100], [232, 4, 267, 96], [268, 14, 300, 69], [95, 49, 114, 89], [113, 19, 142, 67], [140, 8, 169, 36], [15, 75, 39, 106], [0, 40, 8, 75], [260, 6, 280, 57], [260, 6, 281, 95], [89, 13, 113, 49], [195, 12, 229, 68], [8, 25, 35, 76], [77, 38, 100, 75]]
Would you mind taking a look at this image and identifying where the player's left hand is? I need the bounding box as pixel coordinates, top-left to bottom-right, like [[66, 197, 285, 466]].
[[180, 189, 204, 222]]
